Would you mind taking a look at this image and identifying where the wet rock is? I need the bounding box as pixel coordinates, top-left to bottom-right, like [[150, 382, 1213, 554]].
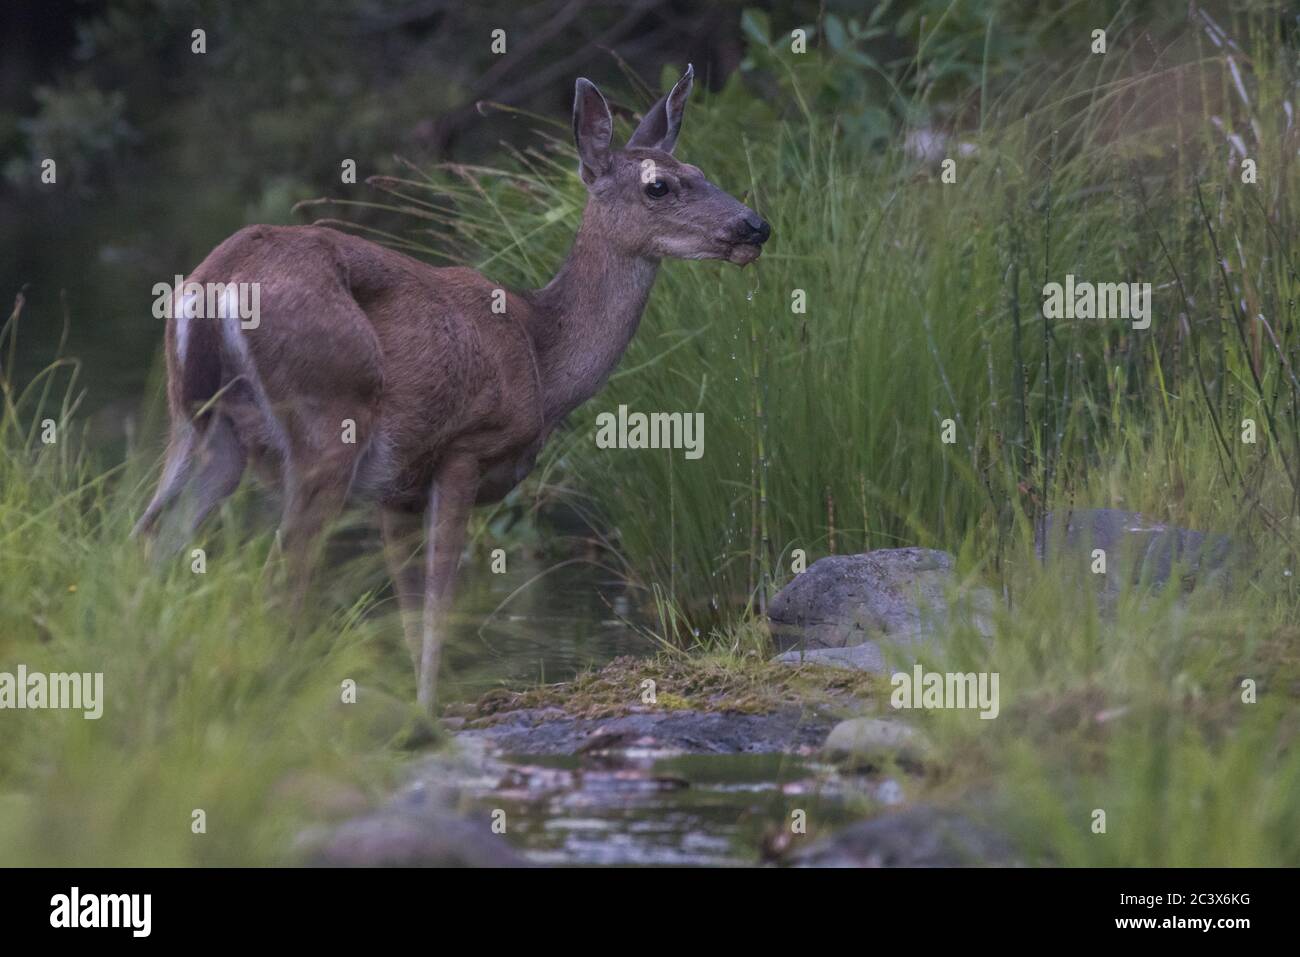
[[790, 805, 1018, 867], [302, 736, 529, 866], [308, 810, 528, 867], [874, 778, 906, 806], [774, 643, 894, 671], [397, 736, 509, 807], [823, 717, 931, 767], [769, 548, 994, 672], [1035, 508, 1233, 601], [458, 707, 833, 756]]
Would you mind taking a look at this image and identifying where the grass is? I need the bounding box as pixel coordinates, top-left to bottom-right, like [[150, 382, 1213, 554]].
[[0, 297, 429, 864], [2, 6, 1298, 865], [927, 552, 1300, 866]]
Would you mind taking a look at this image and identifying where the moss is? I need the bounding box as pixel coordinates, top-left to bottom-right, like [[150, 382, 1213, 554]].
[[653, 692, 694, 711], [462, 652, 879, 724]]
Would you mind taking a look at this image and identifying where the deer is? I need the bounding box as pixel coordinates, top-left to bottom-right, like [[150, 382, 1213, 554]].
[[133, 65, 770, 712]]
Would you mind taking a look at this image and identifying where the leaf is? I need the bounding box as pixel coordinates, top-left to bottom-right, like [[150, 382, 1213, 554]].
[[844, 49, 880, 71], [740, 8, 771, 49], [824, 14, 849, 53]]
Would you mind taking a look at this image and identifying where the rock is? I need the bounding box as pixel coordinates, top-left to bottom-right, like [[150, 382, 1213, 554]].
[[272, 771, 372, 819], [790, 806, 1018, 867], [874, 778, 905, 806], [774, 644, 893, 671], [768, 548, 994, 672], [303, 736, 528, 866], [457, 707, 833, 756], [822, 717, 930, 767], [1035, 508, 1233, 599], [307, 810, 528, 867]]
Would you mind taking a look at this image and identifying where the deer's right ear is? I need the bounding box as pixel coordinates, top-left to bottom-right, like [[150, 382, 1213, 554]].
[[573, 78, 614, 185], [626, 63, 693, 154]]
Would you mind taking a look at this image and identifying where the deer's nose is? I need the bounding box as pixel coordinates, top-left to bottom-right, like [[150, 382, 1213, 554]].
[[739, 217, 771, 245]]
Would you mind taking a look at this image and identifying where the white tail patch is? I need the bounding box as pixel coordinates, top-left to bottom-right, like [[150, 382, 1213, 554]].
[[175, 289, 199, 365], [218, 289, 290, 458]]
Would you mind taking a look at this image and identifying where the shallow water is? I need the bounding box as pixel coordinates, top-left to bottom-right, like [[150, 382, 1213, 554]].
[[454, 749, 889, 866], [437, 557, 654, 702], [429, 559, 882, 866]]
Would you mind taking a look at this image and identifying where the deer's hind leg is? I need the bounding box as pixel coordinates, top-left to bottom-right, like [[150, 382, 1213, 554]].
[[134, 414, 247, 553], [181, 414, 247, 533], [381, 505, 426, 668], [243, 268, 384, 620], [133, 423, 199, 541], [278, 410, 372, 619]]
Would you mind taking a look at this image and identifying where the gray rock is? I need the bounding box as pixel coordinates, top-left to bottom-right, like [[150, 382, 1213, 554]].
[[303, 737, 528, 867], [308, 810, 528, 867], [457, 707, 834, 756], [1035, 508, 1233, 599], [768, 548, 994, 672], [774, 643, 894, 671], [790, 805, 1018, 867], [823, 717, 931, 766]]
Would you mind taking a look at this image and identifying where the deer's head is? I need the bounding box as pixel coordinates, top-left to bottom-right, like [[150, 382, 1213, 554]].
[[572, 66, 770, 266]]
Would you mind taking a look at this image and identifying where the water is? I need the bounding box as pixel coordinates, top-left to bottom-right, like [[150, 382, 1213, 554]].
[[436, 557, 654, 702], [425, 558, 885, 866], [449, 748, 887, 866]]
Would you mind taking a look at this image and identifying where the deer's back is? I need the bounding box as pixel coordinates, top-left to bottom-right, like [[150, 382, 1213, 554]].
[[180, 224, 545, 506]]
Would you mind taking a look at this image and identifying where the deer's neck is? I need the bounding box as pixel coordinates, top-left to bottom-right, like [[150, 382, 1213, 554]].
[[529, 208, 660, 427]]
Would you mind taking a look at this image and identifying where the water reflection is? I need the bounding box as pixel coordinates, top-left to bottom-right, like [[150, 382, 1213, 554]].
[[439, 557, 654, 702]]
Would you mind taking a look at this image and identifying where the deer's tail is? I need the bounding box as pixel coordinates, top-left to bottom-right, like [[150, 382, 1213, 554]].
[[175, 288, 225, 424], [132, 286, 240, 542]]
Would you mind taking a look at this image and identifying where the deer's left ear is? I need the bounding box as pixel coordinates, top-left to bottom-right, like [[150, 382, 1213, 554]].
[[626, 64, 693, 154], [573, 77, 614, 185]]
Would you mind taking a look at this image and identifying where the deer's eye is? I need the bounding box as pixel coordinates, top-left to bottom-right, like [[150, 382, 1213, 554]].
[[644, 179, 670, 199]]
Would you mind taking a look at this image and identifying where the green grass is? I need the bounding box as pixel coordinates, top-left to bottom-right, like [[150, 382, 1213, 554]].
[[0, 306, 427, 864], [926, 544, 1300, 866]]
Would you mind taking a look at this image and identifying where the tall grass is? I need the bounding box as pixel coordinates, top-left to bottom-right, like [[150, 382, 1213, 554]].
[[327, 11, 1298, 631], [921, 525, 1300, 865], [0, 296, 419, 864]]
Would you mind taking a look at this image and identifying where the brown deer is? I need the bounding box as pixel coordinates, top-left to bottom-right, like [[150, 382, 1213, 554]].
[[134, 65, 770, 710]]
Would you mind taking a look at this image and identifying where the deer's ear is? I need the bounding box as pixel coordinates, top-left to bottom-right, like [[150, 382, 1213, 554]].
[[573, 78, 614, 185], [626, 64, 694, 154]]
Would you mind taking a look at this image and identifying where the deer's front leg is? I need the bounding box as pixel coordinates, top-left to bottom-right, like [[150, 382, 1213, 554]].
[[380, 505, 425, 669], [417, 454, 479, 711]]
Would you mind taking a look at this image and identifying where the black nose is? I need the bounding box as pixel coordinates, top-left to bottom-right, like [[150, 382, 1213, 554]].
[[740, 217, 771, 245]]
